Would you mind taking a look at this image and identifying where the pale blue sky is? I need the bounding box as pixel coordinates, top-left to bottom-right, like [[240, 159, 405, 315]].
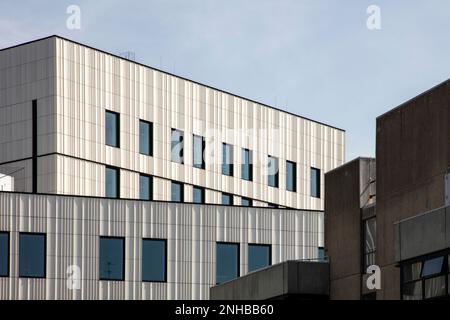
[[1, 0, 450, 160]]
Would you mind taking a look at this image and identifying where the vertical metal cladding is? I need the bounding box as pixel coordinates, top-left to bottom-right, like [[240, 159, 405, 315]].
[[0, 192, 323, 300]]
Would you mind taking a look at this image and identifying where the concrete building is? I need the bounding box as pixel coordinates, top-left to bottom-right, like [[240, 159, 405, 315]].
[[0, 36, 344, 300]]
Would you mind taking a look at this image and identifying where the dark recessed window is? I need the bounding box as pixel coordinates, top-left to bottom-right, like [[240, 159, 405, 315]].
[[19, 233, 46, 278], [241, 197, 252, 207], [139, 174, 152, 201], [105, 110, 120, 148], [216, 242, 239, 284], [268, 203, 278, 208], [311, 167, 321, 198], [105, 166, 120, 198], [241, 149, 252, 181], [193, 135, 206, 169], [318, 247, 326, 261], [248, 244, 271, 273], [0, 232, 9, 277], [268, 156, 279, 188], [99, 237, 124, 281], [222, 193, 233, 205], [171, 181, 184, 202], [222, 143, 233, 176], [286, 160, 297, 192], [139, 120, 153, 156], [421, 256, 444, 277], [363, 217, 376, 270], [142, 239, 166, 282], [193, 186, 205, 204], [171, 129, 184, 164]]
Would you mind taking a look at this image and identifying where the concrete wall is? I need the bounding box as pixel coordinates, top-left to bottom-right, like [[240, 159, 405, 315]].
[[376, 79, 450, 299], [0, 192, 323, 300]]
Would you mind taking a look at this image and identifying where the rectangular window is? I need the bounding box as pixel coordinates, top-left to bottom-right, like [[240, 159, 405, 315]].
[[268, 156, 279, 188], [19, 233, 45, 278], [193, 186, 205, 204], [222, 143, 233, 176], [363, 217, 376, 270], [241, 197, 252, 207], [139, 120, 153, 156], [0, 232, 9, 277], [171, 129, 184, 164], [424, 275, 446, 299], [216, 242, 239, 284], [99, 237, 124, 281], [241, 149, 252, 181], [142, 239, 166, 282], [421, 256, 444, 277], [105, 110, 120, 148], [105, 166, 120, 198], [248, 244, 271, 273], [193, 135, 206, 169], [286, 160, 297, 192], [222, 193, 233, 205], [139, 174, 152, 201], [311, 167, 321, 198], [268, 203, 278, 208], [171, 181, 184, 202]]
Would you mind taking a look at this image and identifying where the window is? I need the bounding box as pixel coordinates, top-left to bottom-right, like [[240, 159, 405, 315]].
[[241, 149, 252, 181], [363, 217, 376, 270], [105, 166, 120, 198], [318, 247, 326, 261], [0, 232, 9, 277], [105, 110, 120, 148], [222, 143, 233, 176], [248, 244, 271, 273], [139, 120, 153, 156], [268, 203, 278, 208], [139, 174, 152, 201], [421, 256, 444, 277], [142, 239, 166, 282], [267, 156, 279, 188], [193, 135, 205, 169], [193, 186, 205, 204], [171, 181, 184, 202], [171, 129, 184, 164], [222, 193, 233, 205], [216, 242, 239, 284], [241, 197, 252, 207], [99, 237, 124, 281], [311, 167, 321, 198], [19, 233, 45, 278], [286, 161, 297, 192]]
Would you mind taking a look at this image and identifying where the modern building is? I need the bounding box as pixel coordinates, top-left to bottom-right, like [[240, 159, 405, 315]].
[[325, 79, 450, 300], [0, 36, 344, 299]]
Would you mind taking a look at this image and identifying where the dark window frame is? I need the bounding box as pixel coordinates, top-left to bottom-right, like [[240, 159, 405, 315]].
[[248, 243, 272, 273], [286, 160, 297, 192], [0, 231, 10, 277], [139, 174, 153, 201], [99, 236, 125, 282], [171, 128, 184, 164], [216, 242, 240, 285], [105, 166, 120, 199], [241, 197, 253, 207], [222, 193, 234, 206], [267, 155, 279, 188], [139, 119, 153, 156], [105, 110, 120, 148], [221, 143, 234, 177], [362, 217, 376, 272], [193, 134, 206, 170], [142, 238, 167, 283], [193, 186, 206, 204], [310, 167, 321, 198], [171, 181, 184, 202], [19, 232, 46, 279], [241, 148, 253, 181]]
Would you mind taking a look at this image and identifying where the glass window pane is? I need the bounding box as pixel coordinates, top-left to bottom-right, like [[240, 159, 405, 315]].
[[241, 197, 252, 206], [193, 187, 205, 204], [421, 256, 444, 277], [222, 143, 233, 176], [99, 237, 124, 281], [424, 275, 446, 299], [222, 193, 233, 205], [171, 129, 184, 164], [105, 111, 119, 147], [241, 149, 252, 181], [318, 247, 325, 261], [311, 167, 321, 198], [268, 203, 278, 208], [139, 175, 151, 200], [403, 262, 422, 282], [142, 239, 166, 282], [364, 218, 376, 254], [193, 135, 205, 169], [106, 167, 119, 198], [19, 233, 45, 278], [268, 156, 279, 188], [286, 161, 296, 192], [139, 120, 152, 156], [0, 233, 9, 277], [248, 244, 271, 272], [171, 182, 183, 202], [402, 281, 422, 300], [216, 243, 239, 284]]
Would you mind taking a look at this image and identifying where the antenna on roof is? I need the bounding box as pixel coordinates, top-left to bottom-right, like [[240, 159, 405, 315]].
[[118, 51, 136, 62]]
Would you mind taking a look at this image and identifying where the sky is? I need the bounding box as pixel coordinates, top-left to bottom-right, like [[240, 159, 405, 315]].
[[1, 0, 450, 160]]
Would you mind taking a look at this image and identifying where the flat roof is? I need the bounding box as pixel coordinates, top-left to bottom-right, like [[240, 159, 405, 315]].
[[0, 35, 345, 132]]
